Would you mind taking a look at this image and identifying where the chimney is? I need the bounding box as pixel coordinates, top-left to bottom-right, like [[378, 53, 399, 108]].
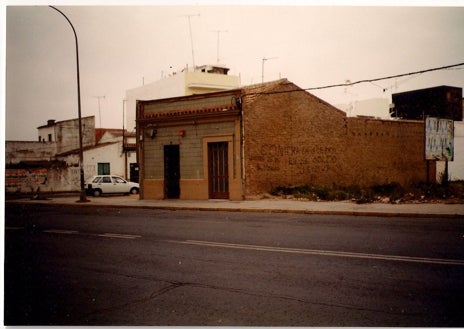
[[47, 119, 56, 126]]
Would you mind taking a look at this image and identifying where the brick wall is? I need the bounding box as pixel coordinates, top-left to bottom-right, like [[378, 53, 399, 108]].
[[343, 118, 430, 187], [243, 81, 433, 195], [5, 166, 80, 194]]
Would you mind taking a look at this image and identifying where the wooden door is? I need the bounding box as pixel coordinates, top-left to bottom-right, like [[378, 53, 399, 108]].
[[208, 142, 229, 199]]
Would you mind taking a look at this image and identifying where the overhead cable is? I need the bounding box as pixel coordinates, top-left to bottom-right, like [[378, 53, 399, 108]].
[[305, 61, 464, 91], [250, 61, 464, 96]]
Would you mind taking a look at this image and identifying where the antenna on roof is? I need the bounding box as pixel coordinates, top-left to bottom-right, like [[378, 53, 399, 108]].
[[262, 57, 278, 83], [213, 30, 227, 64], [93, 95, 105, 128], [181, 14, 200, 71]]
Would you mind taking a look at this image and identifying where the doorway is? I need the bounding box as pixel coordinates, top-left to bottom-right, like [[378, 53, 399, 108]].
[[129, 163, 139, 183], [208, 142, 229, 199], [164, 145, 180, 199]]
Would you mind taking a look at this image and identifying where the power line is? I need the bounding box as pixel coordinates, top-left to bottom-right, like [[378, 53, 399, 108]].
[[306, 62, 464, 91], [247, 62, 464, 96]]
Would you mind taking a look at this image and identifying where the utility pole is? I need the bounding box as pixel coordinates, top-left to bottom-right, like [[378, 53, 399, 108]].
[[94, 95, 105, 128], [213, 30, 227, 64], [261, 56, 278, 83]]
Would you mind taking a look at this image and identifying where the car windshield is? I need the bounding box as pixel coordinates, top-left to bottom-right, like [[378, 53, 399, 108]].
[[92, 177, 102, 183]]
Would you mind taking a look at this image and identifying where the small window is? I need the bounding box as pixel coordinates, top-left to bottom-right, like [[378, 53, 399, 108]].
[[98, 163, 110, 175], [48, 134, 52, 142]]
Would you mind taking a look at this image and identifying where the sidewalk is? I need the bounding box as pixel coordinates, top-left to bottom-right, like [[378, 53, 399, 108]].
[[7, 194, 464, 218]]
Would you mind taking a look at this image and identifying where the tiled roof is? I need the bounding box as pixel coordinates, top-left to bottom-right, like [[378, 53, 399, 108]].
[[241, 78, 298, 105], [95, 128, 125, 143], [241, 78, 347, 115], [140, 104, 239, 122], [138, 78, 346, 123]]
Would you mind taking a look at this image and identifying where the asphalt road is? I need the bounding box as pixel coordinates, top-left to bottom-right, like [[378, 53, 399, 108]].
[[4, 203, 464, 326]]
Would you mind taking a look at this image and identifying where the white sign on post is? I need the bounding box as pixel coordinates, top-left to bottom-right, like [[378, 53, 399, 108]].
[[425, 117, 454, 161]]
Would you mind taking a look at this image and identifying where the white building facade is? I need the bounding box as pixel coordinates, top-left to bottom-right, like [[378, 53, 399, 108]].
[[6, 116, 137, 194], [125, 65, 240, 132]]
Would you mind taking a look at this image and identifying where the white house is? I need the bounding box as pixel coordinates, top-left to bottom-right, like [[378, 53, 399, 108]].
[[125, 64, 240, 132], [5, 116, 137, 194], [336, 98, 391, 119]]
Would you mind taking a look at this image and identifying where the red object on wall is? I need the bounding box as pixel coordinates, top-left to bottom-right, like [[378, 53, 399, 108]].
[[178, 129, 185, 137]]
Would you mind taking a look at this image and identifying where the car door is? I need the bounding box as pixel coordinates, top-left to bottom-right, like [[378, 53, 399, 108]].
[[111, 176, 129, 194], [98, 176, 113, 193]]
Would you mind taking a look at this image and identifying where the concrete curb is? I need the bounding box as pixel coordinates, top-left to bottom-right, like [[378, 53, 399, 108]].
[[6, 197, 464, 218]]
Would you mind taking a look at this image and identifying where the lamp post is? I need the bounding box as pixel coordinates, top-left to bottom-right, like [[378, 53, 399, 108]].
[[49, 6, 88, 202]]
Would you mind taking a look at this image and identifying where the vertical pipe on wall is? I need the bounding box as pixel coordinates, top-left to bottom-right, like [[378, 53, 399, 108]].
[[239, 96, 246, 199]]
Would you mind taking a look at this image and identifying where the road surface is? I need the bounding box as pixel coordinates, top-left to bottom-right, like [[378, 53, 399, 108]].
[[5, 203, 464, 325]]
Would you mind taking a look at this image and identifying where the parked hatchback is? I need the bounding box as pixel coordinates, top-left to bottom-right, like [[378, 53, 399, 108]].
[[85, 175, 139, 196]]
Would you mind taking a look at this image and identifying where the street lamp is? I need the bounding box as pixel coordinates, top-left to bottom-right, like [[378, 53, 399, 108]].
[[49, 6, 88, 202]]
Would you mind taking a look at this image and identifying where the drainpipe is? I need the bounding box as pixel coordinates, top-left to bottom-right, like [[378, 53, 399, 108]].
[[239, 96, 246, 200], [135, 101, 143, 199], [122, 99, 127, 180]]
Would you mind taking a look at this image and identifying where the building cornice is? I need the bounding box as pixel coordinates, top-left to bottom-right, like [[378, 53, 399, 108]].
[[138, 105, 240, 125]]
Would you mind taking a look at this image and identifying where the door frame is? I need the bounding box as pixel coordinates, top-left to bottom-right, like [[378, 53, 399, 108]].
[[203, 135, 233, 200]]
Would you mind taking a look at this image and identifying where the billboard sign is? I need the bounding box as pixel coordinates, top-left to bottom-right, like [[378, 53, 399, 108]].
[[425, 117, 454, 161]]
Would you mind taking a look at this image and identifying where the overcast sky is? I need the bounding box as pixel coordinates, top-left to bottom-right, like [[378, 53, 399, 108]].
[[4, 1, 464, 140]]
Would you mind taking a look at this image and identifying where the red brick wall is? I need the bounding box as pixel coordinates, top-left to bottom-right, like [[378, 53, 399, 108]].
[[243, 81, 433, 195], [343, 118, 430, 187]]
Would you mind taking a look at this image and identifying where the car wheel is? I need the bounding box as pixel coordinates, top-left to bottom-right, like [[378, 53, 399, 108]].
[[93, 189, 102, 197], [130, 187, 139, 194]]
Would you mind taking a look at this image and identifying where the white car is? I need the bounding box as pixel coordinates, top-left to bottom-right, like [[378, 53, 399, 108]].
[[85, 175, 139, 197]]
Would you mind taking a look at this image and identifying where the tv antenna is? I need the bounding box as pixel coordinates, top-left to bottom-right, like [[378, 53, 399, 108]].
[[94, 95, 105, 128], [181, 14, 200, 71], [213, 30, 227, 64], [262, 56, 278, 83]]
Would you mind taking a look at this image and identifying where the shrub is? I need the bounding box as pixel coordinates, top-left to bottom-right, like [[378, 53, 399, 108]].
[[371, 183, 405, 201], [270, 181, 464, 203]]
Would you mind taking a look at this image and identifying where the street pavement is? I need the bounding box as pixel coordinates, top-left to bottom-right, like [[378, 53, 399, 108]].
[[7, 194, 464, 217], [5, 202, 464, 325], [5, 197, 464, 325]]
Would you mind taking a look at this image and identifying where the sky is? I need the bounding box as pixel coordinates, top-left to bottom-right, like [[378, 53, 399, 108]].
[[3, 1, 464, 141]]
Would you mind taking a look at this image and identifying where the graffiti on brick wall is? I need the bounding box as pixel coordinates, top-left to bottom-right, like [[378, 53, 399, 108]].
[[5, 167, 82, 193], [5, 169, 48, 192], [250, 143, 338, 173]]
